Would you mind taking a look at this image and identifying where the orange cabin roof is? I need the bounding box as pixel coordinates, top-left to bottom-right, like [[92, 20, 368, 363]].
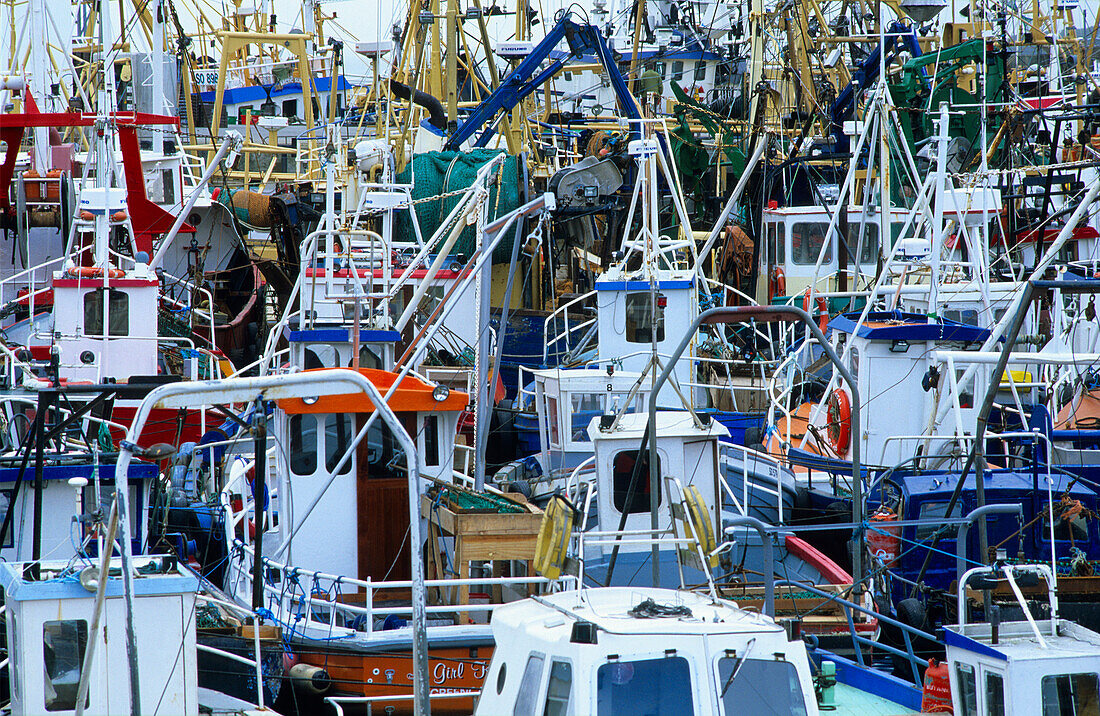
[[277, 368, 469, 415]]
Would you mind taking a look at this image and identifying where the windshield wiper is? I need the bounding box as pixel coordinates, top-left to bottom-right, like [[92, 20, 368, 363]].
[[720, 636, 756, 697]]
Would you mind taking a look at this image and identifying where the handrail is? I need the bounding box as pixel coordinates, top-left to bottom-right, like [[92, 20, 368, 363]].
[[225, 538, 552, 635], [196, 643, 259, 669], [775, 579, 939, 685], [543, 289, 596, 364], [718, 443, 789, 523], [565, 456, 596, 498], [325, 691, 481, 716]]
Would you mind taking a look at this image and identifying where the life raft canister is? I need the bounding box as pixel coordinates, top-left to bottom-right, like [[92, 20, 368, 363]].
[[866, 505, 900, 567], [921, 658, 954, 713]]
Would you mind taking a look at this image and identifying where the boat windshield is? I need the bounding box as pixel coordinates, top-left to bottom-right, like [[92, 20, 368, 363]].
[[717, 658, 808, 716], [596, 656, 693, 716], [569, 391, 643, 442]]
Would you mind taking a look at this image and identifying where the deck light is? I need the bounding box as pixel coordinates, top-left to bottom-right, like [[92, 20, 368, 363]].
[[433, 384, 451, 402]]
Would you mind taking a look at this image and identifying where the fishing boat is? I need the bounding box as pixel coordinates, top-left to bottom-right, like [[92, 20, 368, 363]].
[[0, 553, 277, 715]]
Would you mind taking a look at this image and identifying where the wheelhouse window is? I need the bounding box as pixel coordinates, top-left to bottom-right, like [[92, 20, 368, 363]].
[[353, 346, 383, 370], [611, 450, 661, 513], [914, 502, 961, 541], [44, 620, 89, 711], [0, 489, 12, 547], [765, 222, 784, 266], [954, 662, 978, 716], [844, 223, 879, 265], [324, 413, 353, 474], [84, 288, 129, 336], [625, 293, 664, 343], [791, 222, 832, 265], [546, 396, 560, 447], [543, 659, 572, 716], [985, 671, 1006, 716], [943, 308, 980, 326], [303, 343, 338, 369], [423, 415, 440, 467], [570, 392, 643, 442], [513, 653, 545, 716], [290, 415, 318, 475], [671, 61, 684, 82], [597, 656, 693, 716], [693, 60, 706, 81], [362, 419, 407, 480], [1041, 672, 1100, 715], [718, 657, 808, 716]]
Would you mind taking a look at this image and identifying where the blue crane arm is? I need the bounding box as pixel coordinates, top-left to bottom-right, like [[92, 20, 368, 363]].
[[442, 12, 641, 151], [829, 21, 922, 152]]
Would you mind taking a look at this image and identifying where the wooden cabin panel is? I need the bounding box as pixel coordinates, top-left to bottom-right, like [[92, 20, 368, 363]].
[[356, 413, 415, 582]]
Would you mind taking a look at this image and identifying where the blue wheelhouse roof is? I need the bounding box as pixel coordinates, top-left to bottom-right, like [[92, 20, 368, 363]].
[[829, 310, 991, 343], [893, 468, 1099, 502]]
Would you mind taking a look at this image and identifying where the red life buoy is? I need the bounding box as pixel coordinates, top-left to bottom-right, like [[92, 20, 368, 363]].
[[866, 506, 900, 567], [802, 288, 829, 331], [921, 659, 953, 713], [770, 266, 786, 301], [826, 388, 851, 455], [66, 266, 125, 279]]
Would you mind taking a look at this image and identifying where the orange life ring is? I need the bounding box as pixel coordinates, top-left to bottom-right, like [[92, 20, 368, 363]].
[[802, 288, 829, 331], [770, 266, 786, 301], [826, 388, 851, 455], [66, 266, 125, 279]]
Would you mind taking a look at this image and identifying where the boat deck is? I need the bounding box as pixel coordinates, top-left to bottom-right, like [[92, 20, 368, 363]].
[[832, 683, 921, 715]]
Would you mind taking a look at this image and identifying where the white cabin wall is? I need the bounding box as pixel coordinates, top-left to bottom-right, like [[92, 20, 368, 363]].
[[858, 341, 932, 465], [277, 411, 359, 579]]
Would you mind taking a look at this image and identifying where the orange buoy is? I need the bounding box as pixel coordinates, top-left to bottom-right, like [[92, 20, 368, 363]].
[[826, 388, 851, 455], [921, 658, 953, 713], [111, 210, 128, 222], [66, 265, 125, 279], [802, 288, 829, 331], [866, 506, 900, 567], [769, 266, 786, 302]]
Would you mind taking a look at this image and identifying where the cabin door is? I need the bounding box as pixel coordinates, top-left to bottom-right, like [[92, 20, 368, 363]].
[[356, 412, 414, 582]]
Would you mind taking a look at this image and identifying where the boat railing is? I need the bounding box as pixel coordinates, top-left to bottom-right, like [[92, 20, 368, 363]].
[[0, 252, 70, 315], [195, 592, 270, 711], [575, 524, 719, 598], [564, 456, 596, 500], [717, 443, 787, 522], [224, 540, 555, 638], [774, 579, 940, 686], [543, 289, 597, 364], [932, 349, 1100, 446], [696, 274, 760, 309], [516, 364, 538, 410], [325, 691, 482, 716], [956, 563, 1057, 636], [0, 393, 131, 442], [765, 337, 815, 446], [157, 268, 219, 346], [226, 347, 289, 379], [221, 453, 278, 552], [0, 340, 33, 388], [453, 441, 474, 476]]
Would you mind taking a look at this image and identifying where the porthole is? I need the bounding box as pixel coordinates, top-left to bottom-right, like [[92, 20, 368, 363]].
[[496, 662, 507, 694]]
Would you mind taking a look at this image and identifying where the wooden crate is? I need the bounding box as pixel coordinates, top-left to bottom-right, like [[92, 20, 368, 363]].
[[422, 494, 543, 607]]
